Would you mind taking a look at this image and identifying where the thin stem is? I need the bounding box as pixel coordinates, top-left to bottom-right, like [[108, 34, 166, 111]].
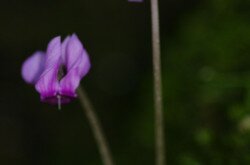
[[150, 0, 165, 164], [77, 86, 114, 165]]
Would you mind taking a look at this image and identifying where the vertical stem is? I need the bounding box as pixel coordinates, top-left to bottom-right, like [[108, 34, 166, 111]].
[[77, 86, 114, 165], [150, 0, 165, 164]]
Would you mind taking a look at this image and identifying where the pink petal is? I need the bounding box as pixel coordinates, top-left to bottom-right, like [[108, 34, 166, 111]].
[[64, 34, 84, 70], [61, 35, 70, 65], [35, 36, 62, 101], [21, 51, 45, 84], [59, 34, 91, 97]]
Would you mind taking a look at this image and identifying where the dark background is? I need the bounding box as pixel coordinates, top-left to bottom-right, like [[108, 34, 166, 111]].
[[1, 0, 250, 164]]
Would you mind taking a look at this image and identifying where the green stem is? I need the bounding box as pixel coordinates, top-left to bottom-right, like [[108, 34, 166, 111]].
[[77, 86, 114, 165], [150, 0, 165, 164]]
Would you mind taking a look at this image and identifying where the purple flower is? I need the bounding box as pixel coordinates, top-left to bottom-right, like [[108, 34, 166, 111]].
[[21, 34, 91, 105]]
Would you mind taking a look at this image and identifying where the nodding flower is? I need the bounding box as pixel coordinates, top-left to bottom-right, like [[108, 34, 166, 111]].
[[21, 34, 91, 108]]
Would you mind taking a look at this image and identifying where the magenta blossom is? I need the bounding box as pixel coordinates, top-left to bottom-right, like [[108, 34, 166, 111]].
[[21, 34, 91, 105]]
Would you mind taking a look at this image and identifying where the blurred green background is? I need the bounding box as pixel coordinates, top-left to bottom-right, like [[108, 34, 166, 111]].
[[0, 0, 250, 164]]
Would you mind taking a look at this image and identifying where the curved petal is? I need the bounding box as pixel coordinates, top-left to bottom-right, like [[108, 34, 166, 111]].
[[35, 36, 62, 101], [21, 51, 45, 84], [65, 34, 85, 70], [61, 35, 70, 64], [59, 34, 91, 97]]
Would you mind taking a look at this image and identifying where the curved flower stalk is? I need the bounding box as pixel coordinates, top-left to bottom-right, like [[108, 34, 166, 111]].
[[21, 34, 91, 106]]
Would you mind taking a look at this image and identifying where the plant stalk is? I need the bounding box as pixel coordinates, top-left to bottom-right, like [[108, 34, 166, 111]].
[[77, 86, 114, 165], [150, 0, 165, 164]]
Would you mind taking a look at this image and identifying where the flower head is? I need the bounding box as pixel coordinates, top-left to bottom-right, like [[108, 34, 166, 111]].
[[21, 34, 91, 105]]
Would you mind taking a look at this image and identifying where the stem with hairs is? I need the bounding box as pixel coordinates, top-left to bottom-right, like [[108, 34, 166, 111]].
[[77, 86, 114, 165], [150, 0, 165, 164]]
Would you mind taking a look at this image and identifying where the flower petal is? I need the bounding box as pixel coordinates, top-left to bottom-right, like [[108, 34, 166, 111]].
[[35, 36, 62, 101], [21, 51, 45, 84], [64, 34, 84, 70], [61, 35, 70, 64], [59, 34, 91, 97]]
